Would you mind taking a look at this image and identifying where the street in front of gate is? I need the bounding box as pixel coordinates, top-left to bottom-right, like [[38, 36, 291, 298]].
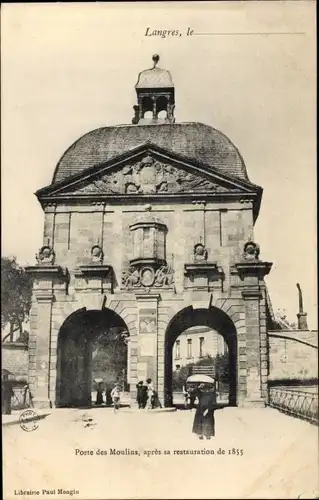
[[3, 407, 318, 499]]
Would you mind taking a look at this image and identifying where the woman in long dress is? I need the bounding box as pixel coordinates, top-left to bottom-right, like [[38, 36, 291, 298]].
[[192, 383, 218, 439], [111, 384, 121, 412], [96, 382, 104, 405], [146, 378, 155, 409], [136, 381, 148, 409]]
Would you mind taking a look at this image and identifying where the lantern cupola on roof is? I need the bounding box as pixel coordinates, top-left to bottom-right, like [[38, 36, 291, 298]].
[[132, 55, 175, 125]]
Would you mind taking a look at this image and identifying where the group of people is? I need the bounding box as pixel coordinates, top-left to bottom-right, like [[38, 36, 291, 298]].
[[95, 382, 122, 412], [95, 378, 221, 439], [136, 378, 161, 410], [95, 378, 162, 411]]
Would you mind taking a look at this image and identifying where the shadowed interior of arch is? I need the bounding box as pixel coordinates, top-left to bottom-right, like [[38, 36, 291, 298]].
[[164, 306, 238, 408], [55, 308, 129, 408]]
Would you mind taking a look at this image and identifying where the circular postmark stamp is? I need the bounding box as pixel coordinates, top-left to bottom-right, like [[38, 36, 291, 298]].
[[19, 409, 39, 432]]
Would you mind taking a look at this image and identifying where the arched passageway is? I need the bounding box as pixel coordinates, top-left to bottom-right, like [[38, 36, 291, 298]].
[[56, 308, 129, 407], [164, 307, 237, 407]]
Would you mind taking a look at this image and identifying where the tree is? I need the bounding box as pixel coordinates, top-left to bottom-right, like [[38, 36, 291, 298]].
[[91, 327, 128, 388], [1, 257, 33, 342], [274, 309, 297, 330], [214, 353, 229, 381]]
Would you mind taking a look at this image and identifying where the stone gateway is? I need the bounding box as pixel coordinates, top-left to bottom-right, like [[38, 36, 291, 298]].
[[26, 55, 273, 409]]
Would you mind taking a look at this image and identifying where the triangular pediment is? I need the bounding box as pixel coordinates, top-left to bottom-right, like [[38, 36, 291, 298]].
[[37, 144, 261, 199]]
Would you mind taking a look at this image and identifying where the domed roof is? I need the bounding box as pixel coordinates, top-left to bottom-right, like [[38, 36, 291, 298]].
[[136, 67, 174, 89], [52, 122, 248, 184], [135, 54, 174, 89]]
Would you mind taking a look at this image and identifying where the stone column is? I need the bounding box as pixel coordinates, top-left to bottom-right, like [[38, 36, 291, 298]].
[[33, 292, 54, 408], [135, 293, 160, 389], [242, 288, 264, 406], [152, 96, 157, 119], [235, 249, 272, 407], [26, 261, 68, 409]]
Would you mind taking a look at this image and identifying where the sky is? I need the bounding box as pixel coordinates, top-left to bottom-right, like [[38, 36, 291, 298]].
[[1, 2, 317, 328]]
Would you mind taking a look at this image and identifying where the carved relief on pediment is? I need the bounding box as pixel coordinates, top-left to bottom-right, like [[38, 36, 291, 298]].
[[67, 155, 237, 195]]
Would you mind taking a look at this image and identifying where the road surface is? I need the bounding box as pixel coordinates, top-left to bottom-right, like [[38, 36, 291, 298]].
[[3, 406, 318, 499]]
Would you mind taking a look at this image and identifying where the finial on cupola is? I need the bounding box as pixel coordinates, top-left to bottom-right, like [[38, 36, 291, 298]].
[[152, 54, 160, 68]]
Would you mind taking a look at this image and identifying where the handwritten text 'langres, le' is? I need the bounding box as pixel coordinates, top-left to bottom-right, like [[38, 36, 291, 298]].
[[145, 27, 194, 38]]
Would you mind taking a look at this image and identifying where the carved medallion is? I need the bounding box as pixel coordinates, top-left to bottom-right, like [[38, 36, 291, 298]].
[[140, 267, 155, 287]]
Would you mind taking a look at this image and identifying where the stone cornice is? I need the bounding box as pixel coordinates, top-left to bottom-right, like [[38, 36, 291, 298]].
[[135, 293, 161, 302], [25, 265, 68, 279], [38, 191, 259, 204], [35, 293, 55, 303], [242, 288, 263, 300], [184, 262, 223, 278], [74, 265, 113, 277], [233, 261, 272, 279]]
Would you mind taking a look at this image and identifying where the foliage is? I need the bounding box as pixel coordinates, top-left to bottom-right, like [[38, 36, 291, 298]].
[[1, 257, 33, 341], [172, 365, 191, 391], [91, 327, 128, 389], [172, 353, 229, 391], [274, 309, 297, 330], [15, 331, 29, 344]]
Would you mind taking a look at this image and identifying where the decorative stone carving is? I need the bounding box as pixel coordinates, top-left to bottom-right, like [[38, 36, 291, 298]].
[[234, 240, 272, 285], [167, 103, 175, 122], [122, 264, 174, 290], [243, 241, 260, 261], [67, 155, 238, 195], [154, 265, 174, 287], [122, 267, 140, 289], [194, 242, 208, 262], [91, 244, 104, 264], [36, 245, 55, 265], [132, 105, 140, 124]]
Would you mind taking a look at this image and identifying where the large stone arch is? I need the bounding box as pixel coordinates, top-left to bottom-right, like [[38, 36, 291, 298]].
[[163, 305, 238, 407], [55, 307, 130, 407]]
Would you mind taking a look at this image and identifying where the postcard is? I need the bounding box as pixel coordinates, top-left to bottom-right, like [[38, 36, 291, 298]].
[[2, 2, 317, 499]]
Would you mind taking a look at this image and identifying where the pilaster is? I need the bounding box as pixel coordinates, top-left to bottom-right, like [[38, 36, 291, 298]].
[[26, 262, 68, 409], [135, 293, 161, 392], [234, 243, 272, 407]]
